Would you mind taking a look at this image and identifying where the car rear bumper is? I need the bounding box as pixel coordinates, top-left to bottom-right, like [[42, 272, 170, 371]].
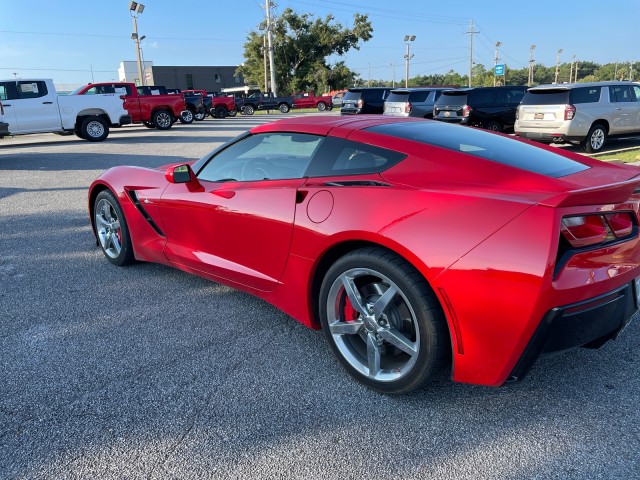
[[118, 115, 133, 126], [508, 281, 640, 382], [515, 131, 583, 144]]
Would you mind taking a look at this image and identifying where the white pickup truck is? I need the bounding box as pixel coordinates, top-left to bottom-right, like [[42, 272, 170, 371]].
[[0, 78, 131, 142]]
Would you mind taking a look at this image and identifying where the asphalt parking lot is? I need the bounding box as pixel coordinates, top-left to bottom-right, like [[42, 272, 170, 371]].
[[1, 115, 639, 479]]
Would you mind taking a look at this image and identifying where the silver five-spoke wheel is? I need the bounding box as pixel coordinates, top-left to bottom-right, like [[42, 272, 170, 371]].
[[93, 190, 135, 266]]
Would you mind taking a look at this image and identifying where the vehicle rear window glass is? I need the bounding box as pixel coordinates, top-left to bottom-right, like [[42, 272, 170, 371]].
[[362, 89, 388, 101], [521, 89, 570, 105], [366, 122, 589, 178], [305, 137, 406, 177], [386, 91, 410, 102], [436, 91, 468, 106], [570, 87, 601, 103], [469, 89, 497, 104], [343, 91, 362, 100]]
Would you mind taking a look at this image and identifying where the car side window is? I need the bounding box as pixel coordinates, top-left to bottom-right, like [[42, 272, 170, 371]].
[[16, 81, 47, 99], [304, 137, 406, 177], [506, 88, 525, 104], [570, 87, 601, 104], [610, 85, 633, 103], [197, 132, 323, 182], [0, 82, 12, 101], [631, 86, 640, 102]]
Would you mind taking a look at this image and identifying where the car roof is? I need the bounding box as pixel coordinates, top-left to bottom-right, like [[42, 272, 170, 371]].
[[390, 87, 448, 94], [529, 81, 640, 91]]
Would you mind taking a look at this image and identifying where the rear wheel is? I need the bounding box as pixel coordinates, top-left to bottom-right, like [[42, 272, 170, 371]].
[[317, 102, 327, 112], [194, 110, 206, 121], [319, 247, 450, 395], [244, 104, 255, 115], [581, 123, 607, 153], [484, 120, 502, 132], [80, 116, 109, 142], [152, 110, 173, 130], [215, 107, 227, 119], [179, 109, 194, 124], [279, 103, 290, 113], [228, 108, 238, 117], [94, 190, 135, 266]]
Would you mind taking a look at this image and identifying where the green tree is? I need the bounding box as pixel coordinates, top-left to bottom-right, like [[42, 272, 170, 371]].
[[237, 8, 372, 95]]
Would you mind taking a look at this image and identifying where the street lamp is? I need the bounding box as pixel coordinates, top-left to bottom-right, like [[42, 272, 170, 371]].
[[493, 41, 502, 86], [129, 1, 145, 86], [528, 44, 536, 86], [403, 35, 416, 88], [554, 48, 563, 84]]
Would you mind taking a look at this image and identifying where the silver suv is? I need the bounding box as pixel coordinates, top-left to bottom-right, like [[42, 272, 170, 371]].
[[515, 81, 640, 153], [383, 87, 447, 118]]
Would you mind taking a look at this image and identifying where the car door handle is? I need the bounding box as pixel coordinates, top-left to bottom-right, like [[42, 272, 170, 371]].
[[2, 103, 11, 107], [42, 101, 53, 104]]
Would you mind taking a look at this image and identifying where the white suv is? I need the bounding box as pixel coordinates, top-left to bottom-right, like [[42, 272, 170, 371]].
[[515, 81, 640, 153]]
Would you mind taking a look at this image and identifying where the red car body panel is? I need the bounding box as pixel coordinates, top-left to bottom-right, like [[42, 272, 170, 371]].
[[89, 116, 640, 386]]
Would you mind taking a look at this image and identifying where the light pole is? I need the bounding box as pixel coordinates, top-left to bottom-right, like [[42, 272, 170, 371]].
[[493, 41, 502, 86], [129, 1, 145, 86], [404, 35, 415, 88], [554, 48, 563, 84], [570, 54, 576, 83], [528, 44, 536, 86]]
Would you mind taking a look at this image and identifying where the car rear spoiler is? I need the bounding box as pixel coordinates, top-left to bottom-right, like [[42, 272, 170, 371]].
[[542, 176, 640, 207]]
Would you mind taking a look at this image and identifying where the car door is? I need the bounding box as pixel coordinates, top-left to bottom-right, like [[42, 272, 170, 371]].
[[159, 132, 323, 292], [631, 85, 640, 132], [8, 81, 60, 132], [0, 82, 18, 129], [609, 85, 636, 134]]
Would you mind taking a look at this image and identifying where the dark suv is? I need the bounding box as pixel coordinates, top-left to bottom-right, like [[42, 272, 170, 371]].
[[341, 87, 393, 115], [433, 86, 527, 132]]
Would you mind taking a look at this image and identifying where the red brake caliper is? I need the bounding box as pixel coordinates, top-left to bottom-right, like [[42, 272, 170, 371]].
[[343, 294, 359, 322]]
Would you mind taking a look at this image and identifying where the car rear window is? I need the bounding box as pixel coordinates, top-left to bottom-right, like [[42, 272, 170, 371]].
[[521, 89, 570, 105], [436, 91, 468, 106], [343, 90, 362, 101], [408, 91, 431, 102], [386, 91, 410, 102], [366, 122, 589, 178]]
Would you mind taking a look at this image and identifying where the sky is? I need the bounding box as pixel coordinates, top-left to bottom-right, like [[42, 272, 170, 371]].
[[1, 0, 638, 87]]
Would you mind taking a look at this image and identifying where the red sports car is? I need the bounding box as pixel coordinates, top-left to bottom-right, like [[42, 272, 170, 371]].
[[89, 115, 640, 394]]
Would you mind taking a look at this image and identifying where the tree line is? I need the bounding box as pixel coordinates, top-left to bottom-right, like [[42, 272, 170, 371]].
[[237, 8, 635, 95]]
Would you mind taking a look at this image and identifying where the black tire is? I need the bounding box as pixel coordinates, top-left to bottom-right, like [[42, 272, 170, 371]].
[[80, 116, 109, 142], [244, 104, 255, 115], [317, 102, 327, 112], [228, 109, 238, 117], [194, 110, 206, 121], [93, 190, 135, 266], [581, 123, 607, 153], [279, 103, 290, 113], [215, 107, 227, 119], [152, 110, 173, 130], [319, 247, 450, 395], [484, 120, 502, 132], [179, 109, 194, 124]]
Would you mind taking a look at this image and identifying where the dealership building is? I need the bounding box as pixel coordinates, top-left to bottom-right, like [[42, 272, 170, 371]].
[[118, 62, 245, 92]]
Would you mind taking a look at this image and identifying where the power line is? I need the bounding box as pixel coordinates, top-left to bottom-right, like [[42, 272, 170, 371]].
[[0, 29, 236, 42]]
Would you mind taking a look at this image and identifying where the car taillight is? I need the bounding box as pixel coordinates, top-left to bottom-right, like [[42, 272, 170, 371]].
[[515, 107, 519, 120], [564, 104, 576, 120], [405, 102, 412, 114], [462, 104, 472, 118], [561, 212, 635, 248], [357, 99, 364, 109]]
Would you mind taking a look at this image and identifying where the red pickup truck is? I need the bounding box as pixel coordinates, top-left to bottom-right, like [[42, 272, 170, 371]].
[[182, 90, 237, 119], [72, 82, 188, 130], [291, 91, 334, 111]]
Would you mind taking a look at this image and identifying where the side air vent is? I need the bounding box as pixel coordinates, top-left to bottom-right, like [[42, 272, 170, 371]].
[[127, 190, 165, 237], [323, 180, 392, 187]]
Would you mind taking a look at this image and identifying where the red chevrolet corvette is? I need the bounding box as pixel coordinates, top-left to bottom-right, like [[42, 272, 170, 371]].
[[89, 115, 640, 394]]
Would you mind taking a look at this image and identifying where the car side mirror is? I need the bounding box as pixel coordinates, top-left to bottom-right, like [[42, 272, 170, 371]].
[[165, 164, 193, 184]]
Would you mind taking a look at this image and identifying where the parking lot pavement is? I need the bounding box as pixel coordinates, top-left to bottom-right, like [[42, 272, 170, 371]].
[[1, 116, 639, 479]]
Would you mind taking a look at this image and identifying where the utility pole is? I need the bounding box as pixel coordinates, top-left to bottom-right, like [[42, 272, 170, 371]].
[[528, 44, 536, 86], [614, 59, 618, 80], [570, 55, 575, 83], [554, 48, 563, 84], [630, 62, 634, 82], [465, 19, 479, 87], [403, 35, 415, 88], [573, 59, 579, 83], [263, 34, 268, 93], [129, 2, 146, 86], [391, 62, 396, 87], [265, 0, 277, 95], [493, 41, 502, 86], [368, 63, 371, 87]]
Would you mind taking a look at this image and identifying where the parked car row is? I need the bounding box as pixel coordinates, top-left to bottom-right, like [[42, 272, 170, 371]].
[[341, 81, 640, 152]]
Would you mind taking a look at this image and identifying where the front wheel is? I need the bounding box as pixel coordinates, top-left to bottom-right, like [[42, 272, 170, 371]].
[[214, 107, 227, 119], [228, 108, 237, 117], [581, 123, 607, 153], [319, 247, 450, 395], [244, 104, 255, 115], [80, 116, 109, 142], [94, 190, 135, 266], [194, 110, 206, 121], [484, 120, 502, 132], [152, 110, 173, 130], [317, 102, 327, 112], [279, 103, 290, 113]]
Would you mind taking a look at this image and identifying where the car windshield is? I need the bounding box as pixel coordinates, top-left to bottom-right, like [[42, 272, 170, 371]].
[[521, 89, 570, 105], [366, 122, 589, 178]]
